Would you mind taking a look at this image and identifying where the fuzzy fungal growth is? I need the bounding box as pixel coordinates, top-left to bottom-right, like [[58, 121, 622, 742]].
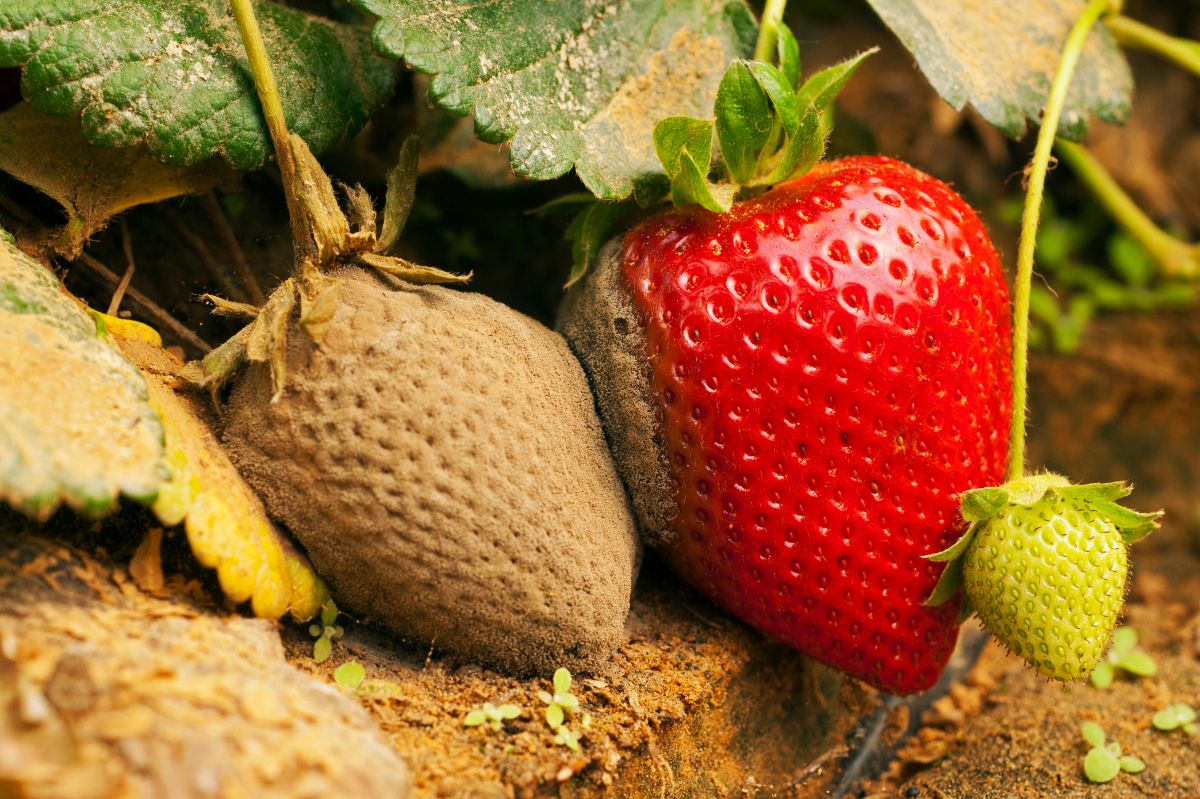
[[223, 268, 640, 674]]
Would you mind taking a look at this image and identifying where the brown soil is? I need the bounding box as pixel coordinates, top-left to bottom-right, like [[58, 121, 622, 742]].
[[285, 558, 879, 799]]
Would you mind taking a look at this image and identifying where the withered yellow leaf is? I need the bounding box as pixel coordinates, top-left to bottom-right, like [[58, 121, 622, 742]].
[[116, 335, 330, 622]]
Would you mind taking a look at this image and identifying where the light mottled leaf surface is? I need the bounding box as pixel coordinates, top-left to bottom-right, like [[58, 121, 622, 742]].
[[0, 233, 165, 519], [356, 0, 756, 200], [0, 0, 396, 170], [864, 0, 1132, 139]]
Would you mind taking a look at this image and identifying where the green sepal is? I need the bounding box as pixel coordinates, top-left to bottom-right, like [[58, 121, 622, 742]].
[[747, 62, 801, 137], [375, 136, 420, 256], [961, 486, 1010, 521], [715, 62, 772, 184], [924, 556, 964, 607], [564, 200, 633, 287], [1054, 482, 1132, 504], [926, 520, 980, 563], [775, 24, 801, 89], [654, 117, 729, 213], [1097, 501, 1162, 545], [750, 106, 824, 187], [795, 48, 879, 113]]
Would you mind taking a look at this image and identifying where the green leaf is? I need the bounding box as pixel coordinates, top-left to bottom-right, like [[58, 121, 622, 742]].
[[320, 599, 339, 628], [747, 62, 801, 135], [1090, 661, 1114, 689], [863, 0, 1131, 140], [376, 136, 420, 256], [923, 557, 964, 607], [356, 0, 756, 201], [313, 634, 332, 664], [1110, 626, 1137, 653], [564, 201, 634, 287], [715, 61, 771, 183], [794, 49, 878, 113], [1081, 721, 1106, 748], [1119, 755, 1145, 774], [334, 661, 366, 691], [1117, 651, 1157, 678], [553, 667, 573, 695], [498, 704, 522, 720], [1153, 704, 1196, 731], [1085, 746, 1121, 783], [775, 24, 801, 88], [0, 234, 166, 520], [463, 709, 487, 727], [0, 0, 396, 171], [546, 703, 565, 730], [654, 117, 730, 213], [1108, 232, 1155, 288]]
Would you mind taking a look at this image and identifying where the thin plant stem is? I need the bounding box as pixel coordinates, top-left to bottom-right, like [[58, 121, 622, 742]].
[[1055, 138, 1198, 279], [75, 252, 213, 354], [106, 218, 136, 316], [202, 191, 266, 304], [1107, 14, 1200, 79], [753, 0, 789, 63], [1008, 0, 1112, 482]]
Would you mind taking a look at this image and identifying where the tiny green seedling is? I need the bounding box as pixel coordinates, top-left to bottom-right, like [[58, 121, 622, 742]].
[[1152, 704, 1198, 735], [464, 702, 522, 731], [538, 667, 581, 729], [334, 661, 366, 691], [1081, 721, 1145, 784], [308, 599, 345, 663], [1090, 627, 1156, 688]]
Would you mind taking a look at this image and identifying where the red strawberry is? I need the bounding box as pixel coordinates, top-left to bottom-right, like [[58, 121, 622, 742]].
[[560, 155, 1011, 694]]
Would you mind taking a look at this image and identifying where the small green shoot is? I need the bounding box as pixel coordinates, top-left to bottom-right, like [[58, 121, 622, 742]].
[[334, 661, 365, 692], [308, 599, 344, 663], [1152, 704, 1198, 735], [554, 725, 582, 751], [1090, 627, 1156, 688], [538, 667, 581, 729], [1081, 722, 1145, 783], [463, 702, 522, 731]]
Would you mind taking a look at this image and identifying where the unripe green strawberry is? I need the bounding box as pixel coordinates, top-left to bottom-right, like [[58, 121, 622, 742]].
[[926, 474, 1159, 682]]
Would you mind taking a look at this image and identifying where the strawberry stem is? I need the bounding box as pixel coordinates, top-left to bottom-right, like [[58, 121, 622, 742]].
[[753, 0, 789, 63], [1106, 14, 1200, 78], [1054, 138, 1199, 279], [1008, 0, 1114, 482]]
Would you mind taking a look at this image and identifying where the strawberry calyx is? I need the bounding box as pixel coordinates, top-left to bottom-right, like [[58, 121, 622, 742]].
[[923, 473, 1162, 612], [558, 22, 875, 286]]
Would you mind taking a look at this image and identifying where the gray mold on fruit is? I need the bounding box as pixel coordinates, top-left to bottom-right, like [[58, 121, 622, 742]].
[[557, 238, 676, 546], [223, 268, 640, 674]]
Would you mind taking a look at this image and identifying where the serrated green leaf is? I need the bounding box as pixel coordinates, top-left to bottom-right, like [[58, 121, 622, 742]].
[[775, 24, 801, 88], [715, 61, 771, 183], [334, 661, 366, 691], [565, 200, 633, 287], [1085, 746, 1120, 783], [1081, 721, 1106, 748], [356, 0, 756, 201], [0, 234, 165, 520], [0, 0, 395, 171], [863, 0, 1131, 140], [795, 49, 878, 113]]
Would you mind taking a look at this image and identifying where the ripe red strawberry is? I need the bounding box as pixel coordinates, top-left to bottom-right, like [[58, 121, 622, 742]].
[[561, 155, 1011, 694]]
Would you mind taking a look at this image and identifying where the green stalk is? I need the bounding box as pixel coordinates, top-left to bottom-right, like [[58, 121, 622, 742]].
[[229, 0, 297, 215], [1007, 0, 1112, 482], [1055, 138, 1199, 279], [1107, 14, 1200, 79], [753, 0, 789, 63]]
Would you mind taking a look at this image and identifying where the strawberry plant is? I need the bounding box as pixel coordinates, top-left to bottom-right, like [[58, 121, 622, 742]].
[[0, 0, 1198, 793]]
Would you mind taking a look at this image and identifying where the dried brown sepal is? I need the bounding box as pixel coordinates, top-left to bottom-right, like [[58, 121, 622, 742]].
[[244, 279, 296, 401], [358, 251, 472, 285], [201, 294, 260, 320]]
